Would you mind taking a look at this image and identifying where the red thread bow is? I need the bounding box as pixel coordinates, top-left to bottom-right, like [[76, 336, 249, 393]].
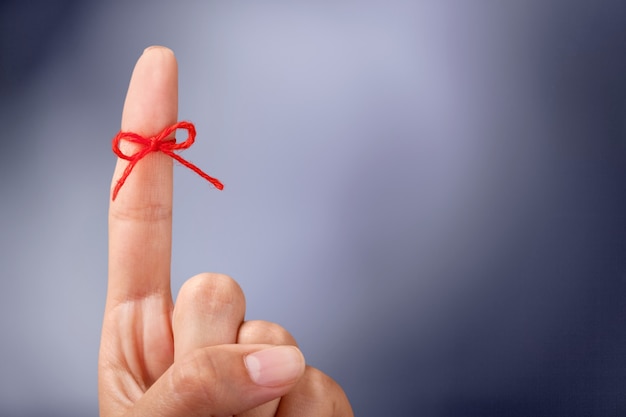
[[111, 121, 223, 201]]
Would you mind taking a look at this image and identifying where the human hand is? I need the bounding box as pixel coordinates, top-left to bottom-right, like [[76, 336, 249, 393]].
[[98, 46, 353, 416]]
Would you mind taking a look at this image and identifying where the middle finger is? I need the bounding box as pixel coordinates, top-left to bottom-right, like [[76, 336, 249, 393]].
[[172, 273, 246, 361]]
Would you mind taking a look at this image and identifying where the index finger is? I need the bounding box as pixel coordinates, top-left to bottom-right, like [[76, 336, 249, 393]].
[[107, 46, 178, 305]]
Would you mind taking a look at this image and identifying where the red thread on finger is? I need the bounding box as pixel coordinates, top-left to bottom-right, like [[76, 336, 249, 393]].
[[111, 121, 224, 201]]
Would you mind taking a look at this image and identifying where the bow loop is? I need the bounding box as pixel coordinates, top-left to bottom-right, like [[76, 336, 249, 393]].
[[111, 121, 223, 201]]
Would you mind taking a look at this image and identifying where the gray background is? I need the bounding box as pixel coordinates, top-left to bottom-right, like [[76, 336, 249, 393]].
[[1, 1, 626, 416]]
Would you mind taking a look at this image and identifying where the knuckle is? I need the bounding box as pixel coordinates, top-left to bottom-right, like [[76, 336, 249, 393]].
[[109, 201, 172, 223], [238, 320, 297, 345], [278, 366, 353, 415], [301, 366, 341, 397], [302, 366, 329, 386], [178, 273, 245, 314]]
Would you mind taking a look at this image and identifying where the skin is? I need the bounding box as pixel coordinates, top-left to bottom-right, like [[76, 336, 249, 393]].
[[98, 46, 353, 417]]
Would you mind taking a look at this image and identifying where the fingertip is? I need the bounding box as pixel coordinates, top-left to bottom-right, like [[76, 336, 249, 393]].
[[121, 46, 178, 133]]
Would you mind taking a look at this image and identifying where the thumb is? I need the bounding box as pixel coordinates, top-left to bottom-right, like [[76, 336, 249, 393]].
[[127, 344, 306, 417]]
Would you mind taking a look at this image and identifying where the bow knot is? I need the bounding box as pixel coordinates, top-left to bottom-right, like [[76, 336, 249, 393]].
[[148, 136, 161, 151], [111, 121, 223, 200]]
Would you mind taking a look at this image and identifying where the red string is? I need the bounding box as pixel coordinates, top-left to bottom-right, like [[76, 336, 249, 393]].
[[111, 121, 224, 201]]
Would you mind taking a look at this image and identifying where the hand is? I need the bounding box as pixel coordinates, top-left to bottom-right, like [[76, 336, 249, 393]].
[[98, 46, 353, 416]]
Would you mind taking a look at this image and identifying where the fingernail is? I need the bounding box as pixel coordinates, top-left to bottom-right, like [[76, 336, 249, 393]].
[[143, 45, 169, 55], [244, 346, 305, 387]]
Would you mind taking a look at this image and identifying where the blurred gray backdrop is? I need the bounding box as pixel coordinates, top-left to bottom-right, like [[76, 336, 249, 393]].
[[1, 1, 626, 416]]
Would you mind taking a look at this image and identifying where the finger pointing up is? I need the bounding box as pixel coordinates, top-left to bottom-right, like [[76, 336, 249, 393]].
[[107, 46, 178, 306]]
